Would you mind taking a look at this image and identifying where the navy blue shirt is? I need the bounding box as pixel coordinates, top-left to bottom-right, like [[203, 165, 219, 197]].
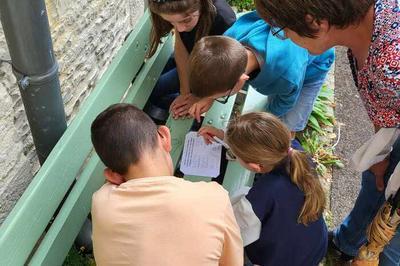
[[244, 164, 327, 266], [179, 0, 236, 53]]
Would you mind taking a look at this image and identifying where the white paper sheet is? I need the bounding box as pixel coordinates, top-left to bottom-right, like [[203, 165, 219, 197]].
[[180, 131, 222, 178]]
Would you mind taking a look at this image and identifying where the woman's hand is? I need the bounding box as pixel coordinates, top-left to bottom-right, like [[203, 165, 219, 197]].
[[188, 97, 214, 122], [198, 126, 225, 144]]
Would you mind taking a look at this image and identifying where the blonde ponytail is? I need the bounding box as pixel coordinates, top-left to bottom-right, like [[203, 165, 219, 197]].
[[289, 149, 326, 225]]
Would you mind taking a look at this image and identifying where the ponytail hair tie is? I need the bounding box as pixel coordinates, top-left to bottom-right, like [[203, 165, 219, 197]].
[[288, 147, 294, 156]]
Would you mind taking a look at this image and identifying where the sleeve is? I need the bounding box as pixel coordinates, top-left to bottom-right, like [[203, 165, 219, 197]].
[[351, 128, 399, 172], [230, 183, 274, 247], [219, 196, 244, 266], [230, 187, 262, 246], [212, 11, 236, 36], [245, 182, 274, 225], [305, 48, 335, 81], [210, 0, 236, 37], [265, 81, 302, 117]]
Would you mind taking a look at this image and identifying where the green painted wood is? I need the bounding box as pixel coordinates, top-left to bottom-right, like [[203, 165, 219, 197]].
[[28, 33, 174, 266], [0, 11, 158, 266], [167, 117, 194, 168], [222, 163, 255, 193], [184, 95, 237, 182], [29, 153, 104, 266], [127, 36, 173, 108], [201, 95, 237, 129], [222, 86, 269, 193], [240, 86, 269, 114]]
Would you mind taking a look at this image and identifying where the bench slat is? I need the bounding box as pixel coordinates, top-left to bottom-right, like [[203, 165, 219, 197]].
[[240, 87, 270, 115], [167, 118, 194, 168], [126, 38, 173, 108], [0, 11, 156, 265], [222, 86, 268, 193], [29, 153, 104, 266]]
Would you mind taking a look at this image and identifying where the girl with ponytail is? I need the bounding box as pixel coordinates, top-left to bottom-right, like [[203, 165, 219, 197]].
[[144, 0, 236, 122], [199, 112, 327, 266]]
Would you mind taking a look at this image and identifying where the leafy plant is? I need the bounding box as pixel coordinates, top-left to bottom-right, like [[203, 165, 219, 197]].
[[298, 129, 344, 176], [228, 0, 255, 11], [306, 85, 335, 134], [297, 84, 343, 177]]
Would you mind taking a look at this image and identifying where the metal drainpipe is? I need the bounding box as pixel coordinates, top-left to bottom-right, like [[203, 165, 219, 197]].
[[0, 0, 67, 164]]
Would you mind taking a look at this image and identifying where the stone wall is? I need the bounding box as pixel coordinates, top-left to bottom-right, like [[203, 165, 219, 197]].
[[0, 0, 145, 224]]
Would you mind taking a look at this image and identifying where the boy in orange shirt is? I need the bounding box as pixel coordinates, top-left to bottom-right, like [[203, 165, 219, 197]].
[[90, 103, 243, 266]]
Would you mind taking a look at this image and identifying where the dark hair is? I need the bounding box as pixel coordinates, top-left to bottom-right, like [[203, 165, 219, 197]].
[[189, 36, 248, 98], [255, 0, 374, 38], [91, 103, 158, 175], [147, 0, 216, 57]]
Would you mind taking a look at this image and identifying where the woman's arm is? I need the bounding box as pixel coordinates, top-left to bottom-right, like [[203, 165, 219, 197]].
[[174, 30, 190, 95], [169, 30, 201, 118]]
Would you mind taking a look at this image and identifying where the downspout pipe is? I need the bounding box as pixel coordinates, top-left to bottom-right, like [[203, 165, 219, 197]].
[[0, 0, 67, 164]]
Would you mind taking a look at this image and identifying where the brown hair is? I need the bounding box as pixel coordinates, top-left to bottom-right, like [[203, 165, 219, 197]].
[[147, 0, 216, 57], [189, 36, 248, 98], [91, 103, 158, 175], [255, 0, 374, 38], [226, 112, 326, 225]]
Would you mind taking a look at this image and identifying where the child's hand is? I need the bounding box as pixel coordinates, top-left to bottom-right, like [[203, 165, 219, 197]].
[[198, 126, 225, 144], [170, 93, 198, 119], [188, 97, 214, 122]]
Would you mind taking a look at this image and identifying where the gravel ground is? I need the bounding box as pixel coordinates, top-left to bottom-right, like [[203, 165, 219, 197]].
[[330, 47, 375, 227]]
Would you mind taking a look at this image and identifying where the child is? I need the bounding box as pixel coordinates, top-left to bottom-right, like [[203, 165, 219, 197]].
[[188, 11, 335, 134], [199, 112, 327, 266], [144, 0, 236, 122], [90, 103, 243, 266]]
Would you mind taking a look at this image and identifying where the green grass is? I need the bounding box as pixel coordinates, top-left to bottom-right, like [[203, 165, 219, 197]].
[[228, 0, 255, 11], [63, 247, 95, 266]]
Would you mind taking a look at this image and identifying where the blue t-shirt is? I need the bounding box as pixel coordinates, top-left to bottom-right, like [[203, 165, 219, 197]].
[[244, 166, 328, 266], [224, 11, 335, 117]]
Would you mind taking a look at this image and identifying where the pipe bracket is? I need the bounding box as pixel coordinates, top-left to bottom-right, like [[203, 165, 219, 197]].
[[13, 62, 59, 90]]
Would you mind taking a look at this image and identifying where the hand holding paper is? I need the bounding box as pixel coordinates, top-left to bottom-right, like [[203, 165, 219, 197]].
[[180, 132, 222, 178], [198, 126, 225, 144]]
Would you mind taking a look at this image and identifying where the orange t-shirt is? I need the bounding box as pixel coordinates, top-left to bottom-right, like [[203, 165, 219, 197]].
[[92, 176, 243, 266]]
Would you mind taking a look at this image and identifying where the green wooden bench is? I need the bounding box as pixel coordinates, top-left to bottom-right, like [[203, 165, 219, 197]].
[[0, 10, 267, 265]]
